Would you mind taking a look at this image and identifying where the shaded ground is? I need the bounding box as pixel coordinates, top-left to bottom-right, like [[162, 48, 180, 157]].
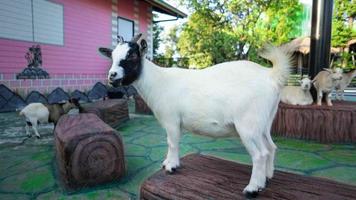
[[0, 100, 356, 199]]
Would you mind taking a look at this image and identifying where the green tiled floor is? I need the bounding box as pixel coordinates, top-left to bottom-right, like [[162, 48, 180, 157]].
[[0, 102, 356, 199]]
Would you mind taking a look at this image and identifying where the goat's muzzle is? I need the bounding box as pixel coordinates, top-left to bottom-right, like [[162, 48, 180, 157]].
[[109, 78, 122, 88]]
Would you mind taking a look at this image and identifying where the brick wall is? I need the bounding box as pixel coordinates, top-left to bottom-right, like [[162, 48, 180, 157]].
[[0, 72, 107, 96]]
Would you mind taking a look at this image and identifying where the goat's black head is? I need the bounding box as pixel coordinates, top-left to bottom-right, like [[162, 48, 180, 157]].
[[98, 33, 147, 87]]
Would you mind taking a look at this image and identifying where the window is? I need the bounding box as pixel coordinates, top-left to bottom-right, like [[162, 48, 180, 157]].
[[118, 17, 134, 41], [0, 0, 64, 45]]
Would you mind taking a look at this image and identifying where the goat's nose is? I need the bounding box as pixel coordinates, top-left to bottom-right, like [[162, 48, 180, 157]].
[[109, 72, 117, 80]]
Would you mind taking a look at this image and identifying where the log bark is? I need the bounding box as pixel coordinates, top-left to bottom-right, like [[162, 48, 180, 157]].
[[54, 113, 125, 190], [272, 101, 356, 143], [81, 99, 129, 128], [140, 154, 356, 200], [134, 95, 153, 115]]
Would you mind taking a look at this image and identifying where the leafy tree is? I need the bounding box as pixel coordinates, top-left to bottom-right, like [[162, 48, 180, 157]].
[[332, 0, 355, 47], [331, 0, 356, 69], [177, 0, 304, 68]]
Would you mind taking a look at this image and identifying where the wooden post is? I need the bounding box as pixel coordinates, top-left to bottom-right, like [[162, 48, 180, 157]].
[[54, 113, 125, 190], [308, 0, 334, 100]]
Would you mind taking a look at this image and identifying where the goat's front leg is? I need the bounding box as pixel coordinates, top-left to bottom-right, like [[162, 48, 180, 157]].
[[317, 90, 323, 106], [163, 125, 181, 173], [30, 119, 41, 139], [326, 93, 333, 106], [25, 121, 32, 137], [336, 91, 341, 100]]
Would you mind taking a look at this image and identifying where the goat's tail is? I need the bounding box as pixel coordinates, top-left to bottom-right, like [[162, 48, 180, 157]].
[[259, 43, 296, 89]]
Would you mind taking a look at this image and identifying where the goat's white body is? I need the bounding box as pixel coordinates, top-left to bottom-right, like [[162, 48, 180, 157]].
[[281, 86, 313, 105], [134, 60, 279, 138], [19, 103, 49, 138], [131, 47, 290, 193], [108, 42, 292, 195]]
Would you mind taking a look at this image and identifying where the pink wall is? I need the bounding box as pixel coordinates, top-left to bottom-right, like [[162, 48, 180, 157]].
[[0, 0, 112, 75], [0, 0, 153, 96], [139, 1, 150, 33], [118, 0, 135, 20]]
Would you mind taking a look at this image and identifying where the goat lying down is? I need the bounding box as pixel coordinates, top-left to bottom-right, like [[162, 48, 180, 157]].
[[19, 99, 80, 138], [99, 34, 293, 197], [280, 77, 313, 106]]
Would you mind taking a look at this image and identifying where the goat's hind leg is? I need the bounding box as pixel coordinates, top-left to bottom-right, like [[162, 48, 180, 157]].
[[30, 119, 41, 139], [163, 125, 181, 173], [25, 121, 32, 137], [235, 123, 269, 198], [263, 130, 277, 184]]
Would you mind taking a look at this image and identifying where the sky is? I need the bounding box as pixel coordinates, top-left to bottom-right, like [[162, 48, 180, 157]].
[[154, 1, 189, 54]]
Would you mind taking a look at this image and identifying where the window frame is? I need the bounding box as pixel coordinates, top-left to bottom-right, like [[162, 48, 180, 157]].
[[117, 16, 134, 42]]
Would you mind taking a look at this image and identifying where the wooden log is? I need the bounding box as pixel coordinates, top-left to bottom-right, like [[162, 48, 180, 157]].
[[54, 113, 125, 190], [272, 101, 356, 143], [134, 95, 152, 115], [140, 154, 356, 200], [81, 99, 129, 128]]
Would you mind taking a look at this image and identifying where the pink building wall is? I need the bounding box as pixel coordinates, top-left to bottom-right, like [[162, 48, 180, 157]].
[[0, 0, 152, 96]]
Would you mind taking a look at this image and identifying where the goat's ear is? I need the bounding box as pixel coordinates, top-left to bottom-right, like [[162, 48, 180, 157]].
[[98, 47, 112, 59], [323, 68, 333, 73], [311, 79, 317, 83], [297, 80, 302, 84], [140, 39, 147, 55]]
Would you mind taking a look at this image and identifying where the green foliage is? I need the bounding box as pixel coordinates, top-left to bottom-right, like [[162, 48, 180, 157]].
[[331, 0, 356, 69], [177, 0, 304, 68], [332, 0, 355, 47]]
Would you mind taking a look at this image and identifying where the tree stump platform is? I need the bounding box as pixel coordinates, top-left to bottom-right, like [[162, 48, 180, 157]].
[[81, 99, 129, 127], [140, 154, 356, 200], [272, 101, 356, 143], [134, 95, 152, 115], [54, 113, 125, 190]]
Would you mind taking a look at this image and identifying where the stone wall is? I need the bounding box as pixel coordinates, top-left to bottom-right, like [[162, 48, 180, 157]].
[[0, 82, 137, 113], [0, 73, 107, 96]]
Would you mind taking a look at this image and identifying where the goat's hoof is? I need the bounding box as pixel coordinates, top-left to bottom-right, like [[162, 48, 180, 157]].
[[244, 191, 259, 199], [36, 136, 41, 139], [26, 135, 32, 138], [265, 178, 271, 187], [165, 167, 177, 175]]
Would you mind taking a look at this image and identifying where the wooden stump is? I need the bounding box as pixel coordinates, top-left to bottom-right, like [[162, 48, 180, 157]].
[[54, 113, 125, 189], [272, 101, 356, 143], [134, 95, 152, 115], [81, 99, 129, 127], [140, 154, 356, 200]]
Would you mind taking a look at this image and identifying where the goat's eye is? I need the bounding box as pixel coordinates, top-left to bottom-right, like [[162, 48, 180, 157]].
[[129, 53, 138, 60]]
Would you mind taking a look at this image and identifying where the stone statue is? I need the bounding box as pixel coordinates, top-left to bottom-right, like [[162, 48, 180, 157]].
[[17, 45, 49, 79]]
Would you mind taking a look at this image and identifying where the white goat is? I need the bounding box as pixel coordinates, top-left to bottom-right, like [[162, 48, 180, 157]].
[[312, 68, 343, 106], [19, 99, 80, 138], [335, 68, 356, 100], [280, 77, 313, 105], [99, 34, 293, 197]]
